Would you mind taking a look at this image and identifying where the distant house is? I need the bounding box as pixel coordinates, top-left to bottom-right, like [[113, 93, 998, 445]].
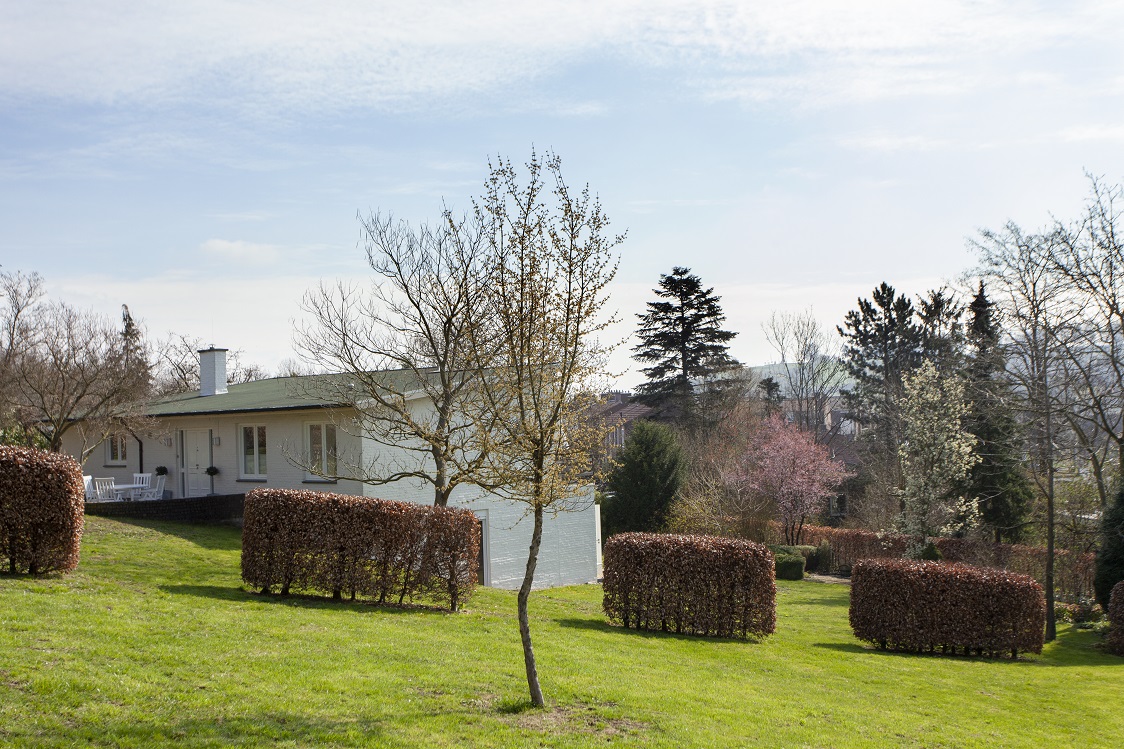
[[63, 348, 602, 590]]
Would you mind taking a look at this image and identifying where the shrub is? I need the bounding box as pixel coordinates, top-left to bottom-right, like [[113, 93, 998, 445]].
[[241, 488, 479, 611], [1095, 490, 1124, 611], [1108, 581, 1124, 656], [602, 532, 775, 639], [808, 539, 832, 573], [0, 446, 84, 574], [775, 554, 805, 580], [849, 559, 1045, 657], [602, 421, 686, 536]]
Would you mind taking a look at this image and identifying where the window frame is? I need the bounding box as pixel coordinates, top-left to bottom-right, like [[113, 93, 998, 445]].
[[239, 424, 268, 479], [105, 435, 127, 466], [304, 421, 338, 480]]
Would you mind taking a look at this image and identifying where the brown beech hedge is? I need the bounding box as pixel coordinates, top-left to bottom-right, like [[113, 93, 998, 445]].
[[792, 523, 1094, 599], [1108, 581, 1124, 656], [0, 446, 84, 574], [602, 533, 776, 639], [849, 559, 1045, 657], [241, 488, 479, 611]]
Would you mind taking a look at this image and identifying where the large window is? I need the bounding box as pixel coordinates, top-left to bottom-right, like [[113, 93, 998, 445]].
[[306, 422, 337, 478], [105, 435, 127, 465], [240, 425, 267, 478]]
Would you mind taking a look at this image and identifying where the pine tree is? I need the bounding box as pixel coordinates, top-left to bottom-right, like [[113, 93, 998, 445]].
[[1095, 489, 1124, 610], [601, 421, 686, 537], [838, 283, 923, 506], [632, 267, 740, 423], [962, 281, 1033, 542]]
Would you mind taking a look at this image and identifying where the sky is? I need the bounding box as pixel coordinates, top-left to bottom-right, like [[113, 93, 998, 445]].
[[2, 1, 1123, 388]]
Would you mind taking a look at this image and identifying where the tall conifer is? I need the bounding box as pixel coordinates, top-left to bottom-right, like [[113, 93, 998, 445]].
[[632, 267, 740, 423]]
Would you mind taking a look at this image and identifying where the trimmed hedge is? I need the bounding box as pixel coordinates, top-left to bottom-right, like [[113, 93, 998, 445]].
[[849, 559, 1045, 657], [1108, 581, 1124, 656], [775, 554, 805, 580], [241, 489, 479, 611], [0, 446, 84, 574], [790, 523, 1095, 599], [602, 532, 776, 639]]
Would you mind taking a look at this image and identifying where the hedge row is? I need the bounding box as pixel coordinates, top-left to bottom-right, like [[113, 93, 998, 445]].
[[789, 523, 1095, 599], [603, 533, 776, 639], [0, 446, 84, 575], [241, 489, 479, 611], [849, 559, 1045, 658], [1108, 581, 1124, 656]]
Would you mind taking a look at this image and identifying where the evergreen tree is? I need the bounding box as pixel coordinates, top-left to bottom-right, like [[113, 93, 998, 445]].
[[757, 376, 783, 417], [601, 420, 686, 537], [962, 281, 1034, 542], [632, 267, 740, 423], [1095, 489, 1124, 610], [917, 287, 965, 374], [838, 283, 923, 503]]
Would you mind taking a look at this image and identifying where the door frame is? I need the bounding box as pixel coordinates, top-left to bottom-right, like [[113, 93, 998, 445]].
[[181, 428, 213, 497]]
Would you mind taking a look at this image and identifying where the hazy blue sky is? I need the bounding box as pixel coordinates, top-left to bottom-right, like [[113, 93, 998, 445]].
[[3, 1, 1123, 387]]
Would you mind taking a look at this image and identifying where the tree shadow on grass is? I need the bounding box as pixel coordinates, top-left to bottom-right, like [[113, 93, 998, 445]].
[[813, 635, 1123, 667], [106, 518, 243, 551], [13, 712, 389, 748], [788, 595, 850, 608], [556, 617, 767, 644], [159, 584, 452, 616]]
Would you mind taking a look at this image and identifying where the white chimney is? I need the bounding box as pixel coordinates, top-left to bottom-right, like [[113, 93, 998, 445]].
[[198, 347, 228, 397]]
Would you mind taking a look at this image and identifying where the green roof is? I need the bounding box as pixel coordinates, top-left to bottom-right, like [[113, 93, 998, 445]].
[[146, 370, 422, 417]]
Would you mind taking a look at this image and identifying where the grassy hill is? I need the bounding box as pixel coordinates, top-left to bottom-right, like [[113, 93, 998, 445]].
[[1, 517, 1121, 748]]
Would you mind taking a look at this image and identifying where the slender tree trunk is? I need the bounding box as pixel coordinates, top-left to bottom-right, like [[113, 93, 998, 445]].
[[518, 503, 545, 707], [1043, 351, 1057, 642]]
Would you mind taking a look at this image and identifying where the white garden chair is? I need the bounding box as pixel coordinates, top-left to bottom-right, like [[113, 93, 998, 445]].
[[132, 473, 152, 489], [134, 475, 165, 501], [92, 477, 120, 502]]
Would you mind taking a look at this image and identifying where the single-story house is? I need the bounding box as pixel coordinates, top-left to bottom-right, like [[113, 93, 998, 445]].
[[63, 348, 603, 590]]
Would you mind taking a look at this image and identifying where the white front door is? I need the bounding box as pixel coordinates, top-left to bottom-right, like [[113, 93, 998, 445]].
[[182, 429, 212, 497]]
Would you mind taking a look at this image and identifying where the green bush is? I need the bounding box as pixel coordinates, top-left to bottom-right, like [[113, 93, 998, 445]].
[[775, 554, 805, 580], [808, 539, 832, 573], [602, 421, 686, 537], [1095, 490, 1124, 611]]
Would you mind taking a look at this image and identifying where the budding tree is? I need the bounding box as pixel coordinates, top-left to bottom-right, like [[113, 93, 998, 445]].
[[472, 151, 621, 707]]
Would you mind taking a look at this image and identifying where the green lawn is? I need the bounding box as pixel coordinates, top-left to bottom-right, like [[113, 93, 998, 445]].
[[1, 517, 1121, 748]]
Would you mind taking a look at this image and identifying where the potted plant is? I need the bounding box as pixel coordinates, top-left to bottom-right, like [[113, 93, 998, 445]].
[[154, 465, 168, 476], [205, 466, 219, 477]]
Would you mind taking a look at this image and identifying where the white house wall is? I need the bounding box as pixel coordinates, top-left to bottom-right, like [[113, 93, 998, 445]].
[[66, 399, 602, 592], [63, 409, 365, 499]]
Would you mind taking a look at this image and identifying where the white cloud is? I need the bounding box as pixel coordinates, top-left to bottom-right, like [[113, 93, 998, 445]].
[[1, 1, 1120, 115], [199, 239, 281, 264]]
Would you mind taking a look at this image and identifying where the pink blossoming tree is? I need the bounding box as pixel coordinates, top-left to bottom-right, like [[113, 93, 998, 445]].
[[723, 415, 850, 544]]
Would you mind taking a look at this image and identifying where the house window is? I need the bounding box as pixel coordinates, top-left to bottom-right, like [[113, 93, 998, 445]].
[[105, 435, 127, 465], [240, 425, 267, 478], [307, 422, 337, 478]]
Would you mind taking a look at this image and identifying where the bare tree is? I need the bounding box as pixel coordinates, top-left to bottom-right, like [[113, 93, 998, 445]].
[[153, 333, 271, 395], [8, 300, 154, 461], [1045, 174, 1124, 504], [0, 270, 44, 438], [763, 309, 848, 443], [293, 211, 492, 507], [472, 151, 621, 707], [972, 223, 1071, 641]]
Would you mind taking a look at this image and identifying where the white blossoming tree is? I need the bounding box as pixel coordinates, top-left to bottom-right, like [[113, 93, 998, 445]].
[[898, 360, 980, 552]]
